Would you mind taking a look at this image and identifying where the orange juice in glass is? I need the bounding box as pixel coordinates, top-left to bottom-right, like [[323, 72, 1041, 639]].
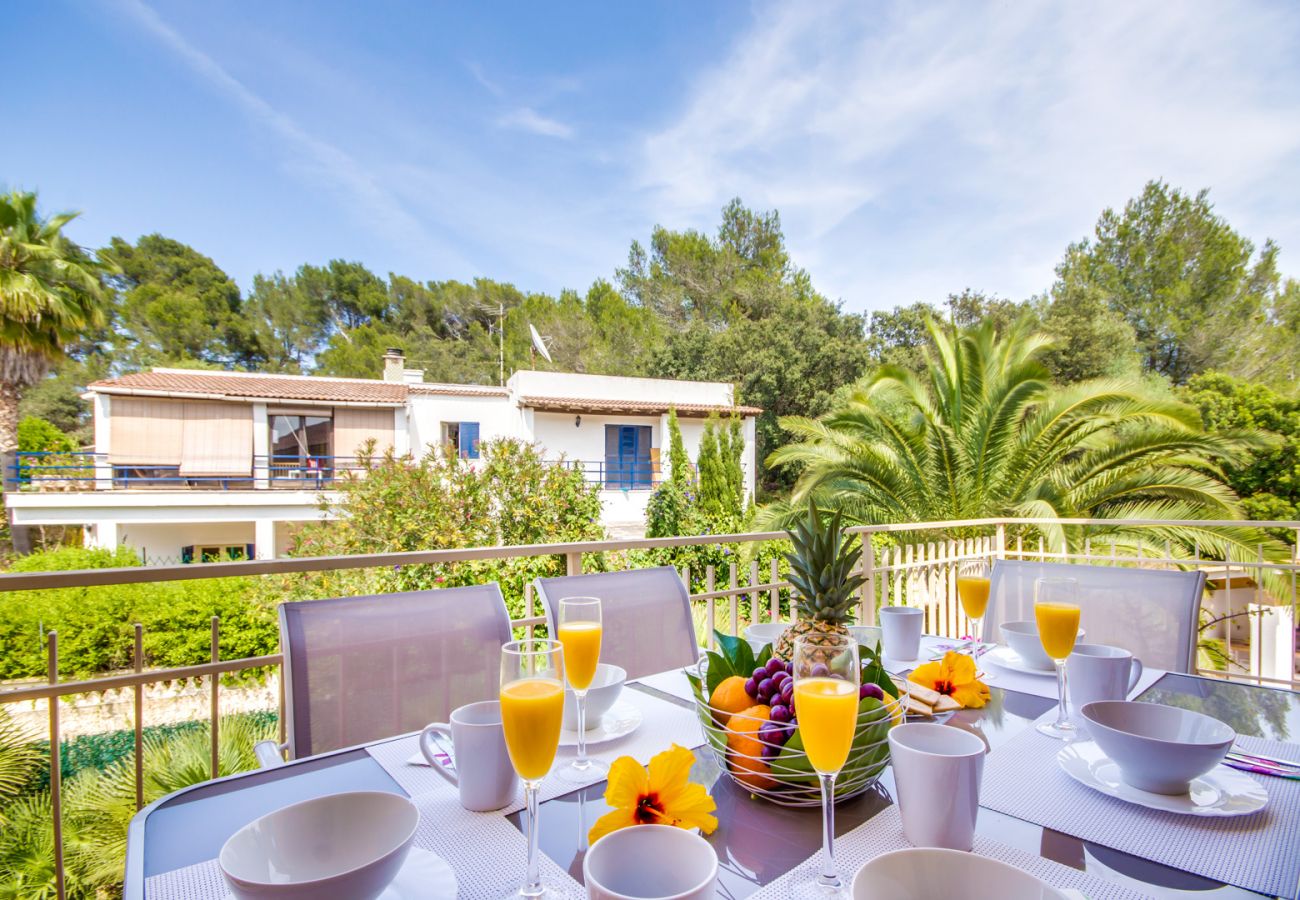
[[1033, 578, 1080, 740], [556, 596, 606, 781], [793, 677, 859, 773], [791, 633, 860, 898], [500, 677, 565, 781], [500, 639, 565, 899]]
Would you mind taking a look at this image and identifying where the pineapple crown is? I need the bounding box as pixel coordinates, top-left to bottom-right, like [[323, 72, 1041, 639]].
[[783, 497, 866, 624]]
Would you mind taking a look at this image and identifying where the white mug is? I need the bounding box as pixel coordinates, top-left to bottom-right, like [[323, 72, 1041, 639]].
[[420, 700, 518, 812], [1068, 644, 1143, 709], [888, 723, 986, 851], [879, 606, 924, 661], [584, 825, 717, 899]]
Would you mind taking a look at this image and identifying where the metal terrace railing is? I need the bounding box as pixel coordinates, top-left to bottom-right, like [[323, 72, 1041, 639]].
[[12, 452, 664, 491], [0, 517, 1296, 897], [8, 452, 369, 490]]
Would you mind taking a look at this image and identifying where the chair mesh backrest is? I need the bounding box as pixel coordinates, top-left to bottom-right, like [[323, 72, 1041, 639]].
[[279, 583, 512, 758], [985, 560, 1206, 673], [533, 567, 698, 680]]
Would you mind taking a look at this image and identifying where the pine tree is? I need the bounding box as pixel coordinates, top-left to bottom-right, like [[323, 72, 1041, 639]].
[[666, 407, 691, 487], [697, 416, 726, 518], [724, 415, 745, 509]]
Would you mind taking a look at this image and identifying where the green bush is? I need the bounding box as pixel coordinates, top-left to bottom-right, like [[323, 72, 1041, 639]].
[[0, 547, 275, 680]]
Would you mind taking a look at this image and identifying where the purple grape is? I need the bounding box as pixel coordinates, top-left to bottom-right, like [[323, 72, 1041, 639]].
[[744, 677, 757, 698], [780, 680, 794, 703], [811, 663, 830, 678], [765, 657, 786, 676], [757, 677, 775, 699], [770, 704, 791, 723], [760, 742, 781, 760], [752, 666, 767, 682], [860, 683, 885, 701], [771, 670, 789, 687], [758, 721, 783, 744]]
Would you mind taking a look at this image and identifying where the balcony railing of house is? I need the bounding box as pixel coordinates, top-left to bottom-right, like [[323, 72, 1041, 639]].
[[1, 516, 1297, 898], [7, 452, 370, 491], [10, 453, 663, 492], [557, 458, 662, 490]]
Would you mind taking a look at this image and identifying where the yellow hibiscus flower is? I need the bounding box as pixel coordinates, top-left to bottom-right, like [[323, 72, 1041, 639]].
[[587, 744, 718, 844], [909, 651, 991, 709]]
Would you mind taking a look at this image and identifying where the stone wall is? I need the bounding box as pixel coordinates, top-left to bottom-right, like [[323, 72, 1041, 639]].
[[5, 675, 279, 740]]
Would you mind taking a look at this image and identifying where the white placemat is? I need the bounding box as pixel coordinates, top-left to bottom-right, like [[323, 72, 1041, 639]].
[[980, 714, 1300, 898], [975, 658, 1166, 702], [746, 804, 1146, 899], [633, 667, 695, 703], [367, 686, 704, 812], [145, 811, 582, 900]]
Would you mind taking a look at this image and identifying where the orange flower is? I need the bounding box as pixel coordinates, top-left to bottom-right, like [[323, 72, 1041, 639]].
[[587, 744, 718, 844], [909, 651, 990, 709]]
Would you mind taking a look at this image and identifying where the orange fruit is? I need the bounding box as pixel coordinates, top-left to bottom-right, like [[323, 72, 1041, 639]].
[[725, 704, 776, 791], [709, 676, 753, 723]]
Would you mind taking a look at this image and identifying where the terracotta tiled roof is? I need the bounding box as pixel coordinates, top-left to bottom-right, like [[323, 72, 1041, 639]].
[[87, 369, 407, 404], [408, 383, 508, 397], [519, 396, 762, 417]]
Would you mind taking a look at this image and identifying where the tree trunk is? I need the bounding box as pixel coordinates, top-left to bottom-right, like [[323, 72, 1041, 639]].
[[0, 380, 32, 555]]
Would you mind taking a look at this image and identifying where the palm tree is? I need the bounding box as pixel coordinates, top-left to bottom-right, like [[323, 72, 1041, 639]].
[[760, 318, 1283, 564], [0, 190, 114, 551]]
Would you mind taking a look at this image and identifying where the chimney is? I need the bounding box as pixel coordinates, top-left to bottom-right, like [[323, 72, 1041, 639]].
[[382, 348, 405, 383]]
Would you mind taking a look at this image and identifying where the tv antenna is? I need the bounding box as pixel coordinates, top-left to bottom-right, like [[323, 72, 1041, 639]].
[[529, 323, 553, 365]]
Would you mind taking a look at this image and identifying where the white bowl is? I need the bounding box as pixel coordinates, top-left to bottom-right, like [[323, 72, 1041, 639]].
[[1000, 620, 1085, 671], [852, 847, 1070, 899], [563, 663, 626, 730], [585, 825, 718, 899], [1081, 700, 1234, 795], [220, 791, 418, 900], [744, 622, 786, 650]]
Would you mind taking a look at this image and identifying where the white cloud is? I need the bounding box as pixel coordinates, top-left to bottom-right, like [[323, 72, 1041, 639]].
[[497, 107, 575, 140], [640, 0, 1300, 311], [111, 0, 474, 271]]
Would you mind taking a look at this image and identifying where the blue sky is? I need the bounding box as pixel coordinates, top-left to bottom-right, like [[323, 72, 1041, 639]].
[[6, 1, 1300, 314]]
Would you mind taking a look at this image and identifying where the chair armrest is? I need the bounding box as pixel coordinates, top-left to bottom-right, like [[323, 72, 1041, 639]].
[[254, 740, 288, 769]]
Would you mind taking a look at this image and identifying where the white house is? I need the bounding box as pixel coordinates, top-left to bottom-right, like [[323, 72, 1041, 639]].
[[6, 351, 759, 561]]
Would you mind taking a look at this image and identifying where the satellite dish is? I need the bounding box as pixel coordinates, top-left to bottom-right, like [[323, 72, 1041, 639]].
[[529, 323, 553, 363]]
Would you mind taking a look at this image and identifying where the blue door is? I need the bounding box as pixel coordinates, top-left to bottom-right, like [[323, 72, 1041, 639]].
[[605, 425, 652, 489]]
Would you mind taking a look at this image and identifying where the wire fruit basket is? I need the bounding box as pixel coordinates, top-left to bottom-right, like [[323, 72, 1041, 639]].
[[687, 654, 901, 808]]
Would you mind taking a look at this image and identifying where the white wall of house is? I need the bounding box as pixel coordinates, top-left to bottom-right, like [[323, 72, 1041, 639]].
[[406, 394, 522, 457], [509, 370, 734, 406]]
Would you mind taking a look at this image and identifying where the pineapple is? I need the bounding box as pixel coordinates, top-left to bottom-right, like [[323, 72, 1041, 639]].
[[773, 498, 867, 661]]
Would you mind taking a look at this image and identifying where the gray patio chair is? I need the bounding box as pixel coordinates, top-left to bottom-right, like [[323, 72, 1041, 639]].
[[255, 583, 512, 765], [983, 559, 1206, 673], [533, 566, 699, 680]]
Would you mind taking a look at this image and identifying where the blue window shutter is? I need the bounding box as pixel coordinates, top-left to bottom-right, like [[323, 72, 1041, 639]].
[[245, 543, 256, 560], [636, 425, 652, 487], [181, 545, 194, 565], [604, 426, 620, 488], [461, 422, 481, 459]]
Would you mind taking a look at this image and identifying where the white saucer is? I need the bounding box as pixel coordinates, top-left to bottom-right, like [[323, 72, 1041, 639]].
[[224, 847, 457, 900], [559, 699, 642, 746], [1057, 740, 1268, 817], [985, 646, 1056, 677]]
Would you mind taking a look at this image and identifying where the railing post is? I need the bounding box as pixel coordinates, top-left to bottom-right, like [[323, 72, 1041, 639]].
[[48, 631, 66, 900], [210, 617, 220, 780], [705, 566, 716, 649], [769, 558, 780, 623], [565, 551, 582, 577], [134, 623, 144, 811], [728, 563, 739, 636], [994, 523, 1006, 560], [861, 533, 876, 626]]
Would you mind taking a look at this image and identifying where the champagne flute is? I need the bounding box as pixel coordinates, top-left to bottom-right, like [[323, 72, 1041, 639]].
[[791, 633, 860, 898], [500, 639, 565, 899], [1033, 577, 1080, 740], [556, 596, 607, 782], [956, 560, 992, 662]]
